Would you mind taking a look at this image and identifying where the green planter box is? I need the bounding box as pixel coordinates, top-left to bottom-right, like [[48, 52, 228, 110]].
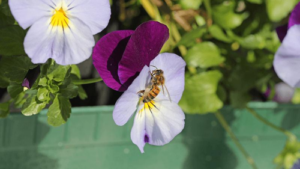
[[1, 102, 299, 169]]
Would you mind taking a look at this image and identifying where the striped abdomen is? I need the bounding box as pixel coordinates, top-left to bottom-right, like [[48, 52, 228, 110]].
[[143, 85, 160, 103]]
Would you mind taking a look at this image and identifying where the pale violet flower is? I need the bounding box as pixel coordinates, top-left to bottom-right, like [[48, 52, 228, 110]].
[[274, 2, 300, 87], [113, 53, 186, 153], [9, 0, 111, 65]]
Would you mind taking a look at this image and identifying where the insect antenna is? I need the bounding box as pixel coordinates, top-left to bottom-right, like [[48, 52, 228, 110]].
[[150, 65, 158, 70]]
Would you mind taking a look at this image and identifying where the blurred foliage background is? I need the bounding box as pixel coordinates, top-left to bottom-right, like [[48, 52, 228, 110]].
[[1, 0, 300, 168]]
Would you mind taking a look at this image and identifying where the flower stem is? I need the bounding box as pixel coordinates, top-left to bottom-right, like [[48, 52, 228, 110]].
[[72, 78, 102, 85], [170, 22, 187, 56], [140, 0, 156, 19], [203, 0, 213, 27], [215, 111, 258, 169], [246, 107, 294, 137]]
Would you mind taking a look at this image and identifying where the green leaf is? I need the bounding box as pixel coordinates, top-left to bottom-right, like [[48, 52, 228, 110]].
[[230, 91, 251, 109], [0, 10, 14, 28], [71, 65, 81, 78], [228, 65, 268, 92], [37, 87, 50, 102], [185, 42, 225, 68], [13, 92, 26, 108], [0, 56, 34, 88], [22, 96, 47, 116], [0, 101, 10, 118], [177, 27, 206, 47], [179, 70, 223, 114], [47, 64, 71, 82], [292, 88, 300, 104], [49, 83, 60, 94], [0, 73, 9, 88], [60, 82, 79, 99], [247, 0, 263, 4], [212, 2, 244, 29], [78, 86, 88, 100], [47, 95, 71, 127], [7, 84, 23, 98], [208, 25, 232, 43], [266, 0, 297, 22], [179, 0, 202, 10], [0, 26, 26, 56], [38, 77, 48, 87], [238, 34, 265, 49]]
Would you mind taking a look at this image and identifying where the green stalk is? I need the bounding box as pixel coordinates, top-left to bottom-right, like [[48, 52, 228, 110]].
[[170, 23, 187, 56], [72, 78, 102, 85], [215, 111, 258, 169], [203, 0, 213, 27], [246, 107, 294, 138]]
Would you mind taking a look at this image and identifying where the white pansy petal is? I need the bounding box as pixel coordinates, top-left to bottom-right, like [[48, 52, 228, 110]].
[[150, 53, 186, 103], [53, 17, 94, 65], [113, 91, 139, 126], [131, 107, 146, 153], [144, 100, 185, 146], [127, 66, 151, 93], [24, 17, 55, 64], [274, 25, 300, 87], [67, 0, 111, 34], [24, 17, 94, 65], [9, 0, 54, 29]]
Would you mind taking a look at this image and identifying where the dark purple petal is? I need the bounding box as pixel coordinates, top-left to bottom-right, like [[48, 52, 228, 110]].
[[276, 24, 288, 42], [22, 66, 40, 89], [93, 30, 134, 91], [118, 21, 169, 85], [22, 79, 30, 89], [289, 2, 300, 29]]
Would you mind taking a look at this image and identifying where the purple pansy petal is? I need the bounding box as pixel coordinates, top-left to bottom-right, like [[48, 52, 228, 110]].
[[131, 105, 147, 153], [289, 2, 300, 29], [118, 21, 169, 85], [276, 24, 288, 42], [93, 30, 134, 91], [22, 79, 30, 89], [144, 100, 185, 146], [274, 25, 300, 87], [22, 66, 40, 89], [150, 53, 186, 103]]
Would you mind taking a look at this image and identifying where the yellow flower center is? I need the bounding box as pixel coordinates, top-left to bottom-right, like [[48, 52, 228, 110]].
[[51, 8, 69, 28], [139, 100, 156, 114]]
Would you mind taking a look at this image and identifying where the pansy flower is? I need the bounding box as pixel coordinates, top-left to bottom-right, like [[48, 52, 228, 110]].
[[9, 0, 111, 65], [274, 2, 300, 87], [93, 21, 169, 91], [93, 21, 186, 152]]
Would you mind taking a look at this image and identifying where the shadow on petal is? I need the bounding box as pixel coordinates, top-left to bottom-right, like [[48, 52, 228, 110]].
[[93, 30, 134, 91]]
